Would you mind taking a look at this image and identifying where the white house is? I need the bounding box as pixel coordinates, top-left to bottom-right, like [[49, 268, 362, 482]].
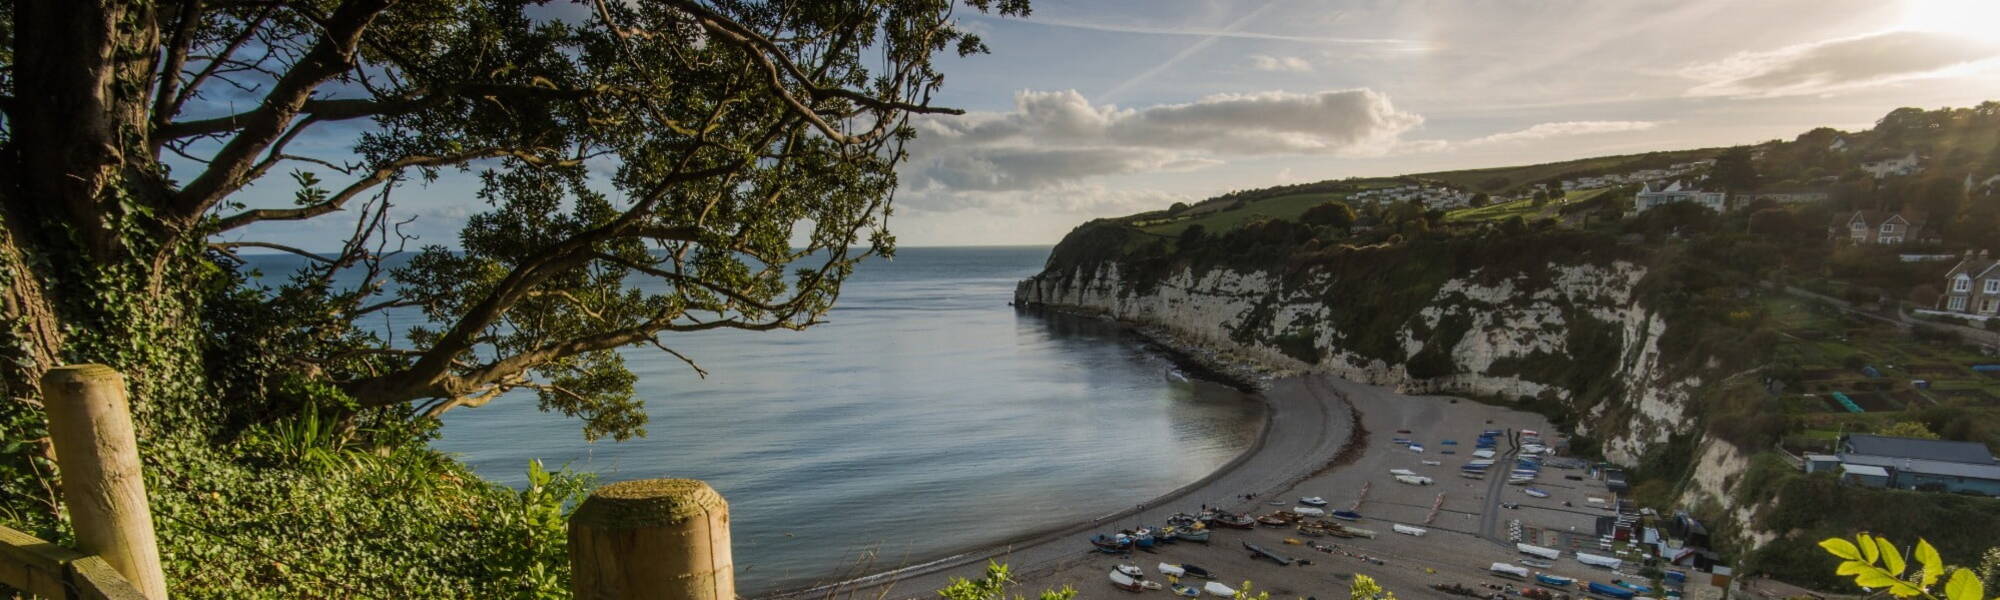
[[1634, 181, 1727, 213], [1860, 152, 1921, 178]]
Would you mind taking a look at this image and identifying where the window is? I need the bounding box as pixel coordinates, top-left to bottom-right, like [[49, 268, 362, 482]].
[[1955, 277, 1972, 292], [1852, 221, 1866, 230], [1880, 223, 1897, 233], [1983, 299, 1997, 314], [1950, 296, 1968, 311], [1879, 237, 1901, 244], [1986, 279, 1999, 294]]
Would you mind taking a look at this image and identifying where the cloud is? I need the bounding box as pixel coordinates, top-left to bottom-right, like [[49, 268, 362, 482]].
[[1469, 120, 1662, 145], [1681, 30, 2000, 98], [899, 88, 1421, 215], [1249, 54, 1314, 72]]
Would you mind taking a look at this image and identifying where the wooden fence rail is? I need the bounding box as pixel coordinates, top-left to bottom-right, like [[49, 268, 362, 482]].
[[0, 525, 149, 600]]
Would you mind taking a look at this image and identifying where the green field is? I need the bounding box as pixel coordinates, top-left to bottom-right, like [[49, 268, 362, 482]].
[[1443, 188, 1612, 223], [1136, 191, 1350, 236], [1413, 149, 1719, 193]]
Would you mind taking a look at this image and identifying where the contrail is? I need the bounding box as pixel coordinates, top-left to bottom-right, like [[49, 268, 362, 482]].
[[1093, 1, 1289, 103]]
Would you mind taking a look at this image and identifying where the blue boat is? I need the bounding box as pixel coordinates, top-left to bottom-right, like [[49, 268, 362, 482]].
[[1536, 574, 1575, 587], [1329, 510, 1362, 521], [1441, 439, 1458, 445], [1588, 582, 1636, 599]]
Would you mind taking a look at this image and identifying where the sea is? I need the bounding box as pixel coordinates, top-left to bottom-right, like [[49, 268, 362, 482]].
[[244, 246, 1263, 595]]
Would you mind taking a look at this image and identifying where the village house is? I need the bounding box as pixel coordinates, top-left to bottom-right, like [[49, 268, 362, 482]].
[[1633, 180, 1727, 213], [1860, 151, 1922, 178], [1804, 434, 2000, 496], [1831, 210, 1934, 245], [1739, 188, 1830, 204], [1937, 249, 2000, 315]]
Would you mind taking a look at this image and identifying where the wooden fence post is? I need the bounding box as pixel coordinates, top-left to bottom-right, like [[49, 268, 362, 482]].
[[42, 365, 169, 599], [568, 479, 732, 600]]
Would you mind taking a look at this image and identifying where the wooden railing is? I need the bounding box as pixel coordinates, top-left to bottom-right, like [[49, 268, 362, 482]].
[[1, 364, 737, 600]]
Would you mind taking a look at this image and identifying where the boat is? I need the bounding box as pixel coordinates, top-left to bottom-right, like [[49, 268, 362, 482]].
[[1520, 558, 1556, 569], [1389, 468, 1418, 476], [1507, 477, 1534, 485], [1333, 525, 1376, 539], [1587, 581, 1636, 599], [1171, 583, 1201, 597], [1298, 496, 1328, 506], [1091, 534, 1132, 552], [1115, 564, 1145, 578], [1166, 513, 1201, 527], [1209, 513, 1255, 529], [1157, 562, 1185, 577], [1292, 506, 1326, 517], [1460, 472, 1484, 480], [1576, 552, 1624, 570], [1392, 524, 1427, 537], [1408, 444, 1425, 453], [1536, 574, 1576, 587], [1422, 459, 1442, 466], [1109, 569, 1144, 592], [1204, 582, 1238, 597], [1490, 562, 1531, 579], [1243, 541, 1294, 566], [1174, 528, 1211, 543], [1394, 475, 1433, 486], [1140, 581, 1163, 591], [1524, 488, 1550, 498], [1180, 563, 1214, 579], [1517, 543, 1562, 560], [1329, 510, 1362, 521]]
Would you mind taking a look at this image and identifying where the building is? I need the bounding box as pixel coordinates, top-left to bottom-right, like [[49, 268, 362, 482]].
[[1804, 433, 2000, 496], [1634, 181, 1727, 213], [1937, 250, 2000, 316], [1860, 152, 1921, 178], [1739, 189, 1830, 205], [1832, 210, 1933, 245]]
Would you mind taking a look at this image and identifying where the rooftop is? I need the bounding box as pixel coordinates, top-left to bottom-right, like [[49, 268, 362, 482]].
[[1843, 434, 1996, 464], [1839, 454, 2000, 480]]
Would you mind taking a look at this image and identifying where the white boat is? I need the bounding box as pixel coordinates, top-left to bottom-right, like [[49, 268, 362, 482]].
[[1576, 552, 1624, 570], [1520, 558, 1556, 569], [1524, 488, 1550, 498], [1389, 469, 1418, 477], [1394, 475, 1433, 486], [1298, 496, 1328, 507], [1293, 506, 1326, 517], [1393, 524, 1427, 537], [1204, 582, 1238, 597], [1517, 543, 1562, 560], [1157, 563, 1186, 577], [1409, 444, 1425, 453], [1110, 569, 1143, 592], [1116, 564, 1144, 577], [1422, 459, 1442, 466], [1489, 562, 1531, 579], [1473, 449, 1496, 459]]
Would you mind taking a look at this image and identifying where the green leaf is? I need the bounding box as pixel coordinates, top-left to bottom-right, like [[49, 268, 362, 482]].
[[1915, 539, 1944, 588], [1945, 568, 1984, 600], [1821, 537, 1863, 561], [1860, 534, 1880, 564], [1878, 537, 1906, 576], [1837, 561, 1871, 576], [1856, 570, 1900, 589]]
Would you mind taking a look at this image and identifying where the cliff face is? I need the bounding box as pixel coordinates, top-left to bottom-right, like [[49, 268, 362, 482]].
[[1015, 246, 1701, 465]]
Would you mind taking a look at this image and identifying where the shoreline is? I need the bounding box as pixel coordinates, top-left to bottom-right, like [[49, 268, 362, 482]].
[[762, 318, 1351, 599]]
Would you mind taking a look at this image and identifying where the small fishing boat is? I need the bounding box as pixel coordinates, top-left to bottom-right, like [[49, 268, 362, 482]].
[[1520, 558, 1555, 569], [1115, 564, 1145, 578], [1256, 514, 1291, 527], [1174, 528, 1211, 543], [1109, 569, 1144, 592], [1091, 534, 1132, 551], [1209, 513, 1255, 529], [1171, 583, 1201, 597], [1167, 513, 1201, 527], [1203, 582, 1238, 597], [1408, 444, 1425, 453], [1298, 496, 1328, 506], [1329, 509, 1362, 521], [1535, 573, 1575, 587], [1460, 472, 1485, 480], [1157, 563, 1186, 577], [1524, 488, 1550, 498], [1422, 459, 1442, 466], [1179, 563, 1214, 579], [1292, 506, 1326, 517]]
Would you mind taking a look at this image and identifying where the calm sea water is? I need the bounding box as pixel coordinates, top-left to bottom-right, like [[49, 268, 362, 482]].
[[247, 246, 1262, 594]]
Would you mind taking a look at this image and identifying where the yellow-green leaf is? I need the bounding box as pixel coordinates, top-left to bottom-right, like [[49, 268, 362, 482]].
[[1856, 570, 1899, 589], [1837, 561, 1871, 576], [1878, 537, 1906, 576], [1915, 539, 1944, 588], [1821, 537, 1863, 561], [1944, 568, 1984, 600], [1860, 534, 1880, 564]]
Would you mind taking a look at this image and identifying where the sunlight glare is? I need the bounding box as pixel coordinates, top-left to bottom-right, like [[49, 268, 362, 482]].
[[1900, 0, 2000, 39]]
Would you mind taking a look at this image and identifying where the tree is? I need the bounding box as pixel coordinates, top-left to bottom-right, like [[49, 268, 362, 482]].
[[1710, 147, 1763, 192], [1820, 534, 1996, 600], [938, 562, 1076, 600], [1350, 574, 1399, 600], [1302, 201, 1358, 230], [0, 0, 1028, 592], [1878, 421, 1941, 440], [1469, 192, 1491, 208], [1178, 224, 1209, 247], [1531, 189, 1550, 208]]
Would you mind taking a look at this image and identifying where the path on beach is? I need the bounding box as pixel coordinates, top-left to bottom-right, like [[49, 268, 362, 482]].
[[764, 375, 1355, 599]]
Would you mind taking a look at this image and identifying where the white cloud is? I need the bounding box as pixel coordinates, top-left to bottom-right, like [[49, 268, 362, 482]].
[[901, 88, 1424, 210], [1249, 54, 1314, 72], [1681, 30, 2000, 98], [1468, 120, 1662, 145]]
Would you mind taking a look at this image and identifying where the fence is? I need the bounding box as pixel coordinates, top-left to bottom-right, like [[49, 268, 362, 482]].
[[0, 365, 734, 600]]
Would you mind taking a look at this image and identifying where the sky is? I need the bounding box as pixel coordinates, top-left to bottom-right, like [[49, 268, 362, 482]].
[[212, 0, 2000, 250]]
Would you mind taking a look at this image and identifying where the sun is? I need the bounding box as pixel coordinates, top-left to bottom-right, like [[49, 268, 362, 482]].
[[1900, 0, 2000, 39]]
